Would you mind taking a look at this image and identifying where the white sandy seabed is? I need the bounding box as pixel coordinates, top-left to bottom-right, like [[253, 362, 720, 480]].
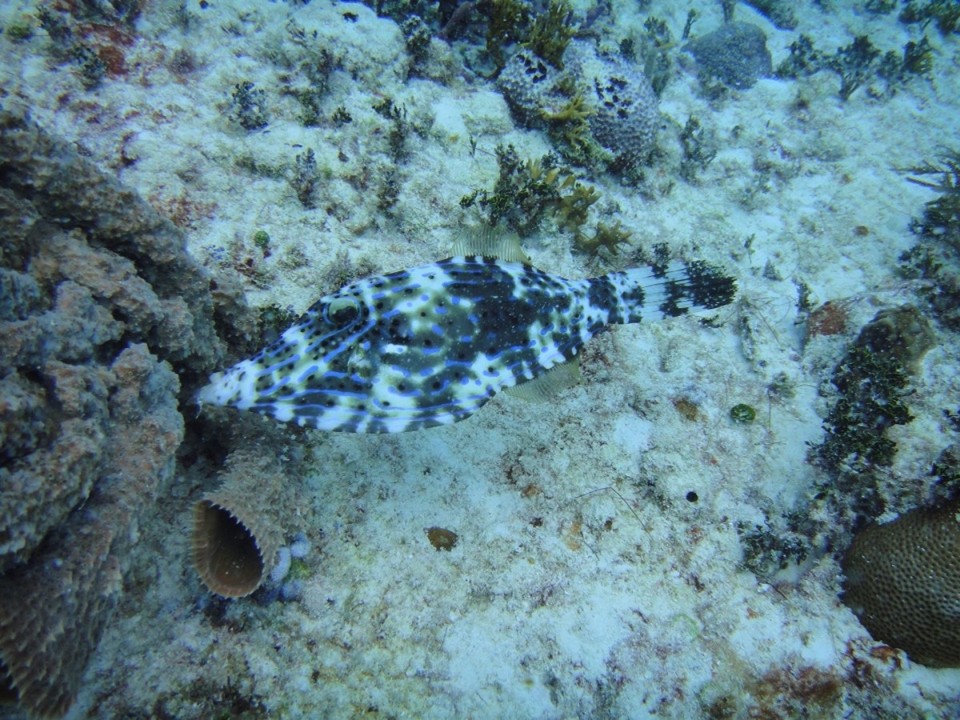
[[3, 0, 960, 717]]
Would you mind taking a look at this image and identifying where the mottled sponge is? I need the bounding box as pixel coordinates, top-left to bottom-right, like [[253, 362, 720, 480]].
[[497, 49, 557, 126], [685, 22, 772, 89], [841, 500, 960, 667], [566, 42, 659, 166], [497, 41, 659, 167]]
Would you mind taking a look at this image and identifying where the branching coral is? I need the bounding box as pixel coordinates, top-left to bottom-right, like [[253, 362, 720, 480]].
[[574, 221, 632, 257]]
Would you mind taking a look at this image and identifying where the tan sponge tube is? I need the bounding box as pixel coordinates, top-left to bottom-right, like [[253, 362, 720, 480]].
[[192, 450, 288, 597]]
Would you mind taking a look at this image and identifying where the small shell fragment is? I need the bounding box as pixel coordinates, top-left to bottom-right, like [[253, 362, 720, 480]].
[[426, 527, 458, 551]]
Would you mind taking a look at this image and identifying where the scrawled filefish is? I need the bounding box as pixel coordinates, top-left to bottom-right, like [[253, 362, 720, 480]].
[[198, 239, 735, 432]]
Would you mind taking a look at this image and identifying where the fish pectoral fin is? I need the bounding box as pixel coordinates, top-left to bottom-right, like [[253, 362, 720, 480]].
[[505, 357, 581, 402]]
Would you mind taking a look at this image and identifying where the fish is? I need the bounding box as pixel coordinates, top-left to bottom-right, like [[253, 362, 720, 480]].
[[198, 237, 736, 432]]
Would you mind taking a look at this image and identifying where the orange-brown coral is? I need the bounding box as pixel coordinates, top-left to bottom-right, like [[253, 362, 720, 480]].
[[0, 108, 229, 717], [0, 345, 182, 717]]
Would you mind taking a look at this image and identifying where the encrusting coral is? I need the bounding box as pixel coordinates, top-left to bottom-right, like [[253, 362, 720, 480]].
[[0, 345, 182, 717], [0, 107, 229, 718]]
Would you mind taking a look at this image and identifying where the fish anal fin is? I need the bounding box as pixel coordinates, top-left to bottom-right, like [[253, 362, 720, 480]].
[[506, 357, 581, 402]]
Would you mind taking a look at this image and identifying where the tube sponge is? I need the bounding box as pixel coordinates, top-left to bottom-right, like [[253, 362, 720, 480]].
[[192, 450, 287, 598], [841, 500, 960, 667]]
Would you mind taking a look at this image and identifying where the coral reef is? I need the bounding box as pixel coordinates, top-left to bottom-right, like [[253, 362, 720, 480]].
[[0, 345, 181, 717], [842, 500, 960, 667], [900, 0, 960, 35], [805, 303, 939, 570], [229, 81, 270, 131], [459, 145, 601, 237], [898, 150, 960, 330], [742, 0, 798, 29], [0, 107, 225, 717], [573, 220, 632, 258], [684, 22, 773, 90], [906, 148, 960, 253], [828, 36, 882, 101], [777, 31, 931, 100], [744, 301, 940, 589], [775, 34, 825, 79], [523, 0, 576, 69], [485, 0, 531, 70], [737, 516, 811, 577], [1, 0, 956, 714], [678, 116, 718, 182]]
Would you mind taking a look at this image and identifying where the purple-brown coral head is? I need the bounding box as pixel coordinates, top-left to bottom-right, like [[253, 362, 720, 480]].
[[841, 499, 960, 667]]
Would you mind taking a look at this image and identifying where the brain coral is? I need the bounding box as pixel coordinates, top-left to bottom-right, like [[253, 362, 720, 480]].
[[841, 500, 960, 667]]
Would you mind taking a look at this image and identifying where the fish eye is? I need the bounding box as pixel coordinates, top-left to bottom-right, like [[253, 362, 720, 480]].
[[324, 297, 360, 326]]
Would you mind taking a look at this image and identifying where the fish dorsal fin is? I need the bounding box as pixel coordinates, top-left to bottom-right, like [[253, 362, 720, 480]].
[[506, 357, 581, 401], [453, 226, 531, 265]]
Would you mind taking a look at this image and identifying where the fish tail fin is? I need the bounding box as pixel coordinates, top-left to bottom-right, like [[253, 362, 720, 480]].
[[600, 260, 737, 324]]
